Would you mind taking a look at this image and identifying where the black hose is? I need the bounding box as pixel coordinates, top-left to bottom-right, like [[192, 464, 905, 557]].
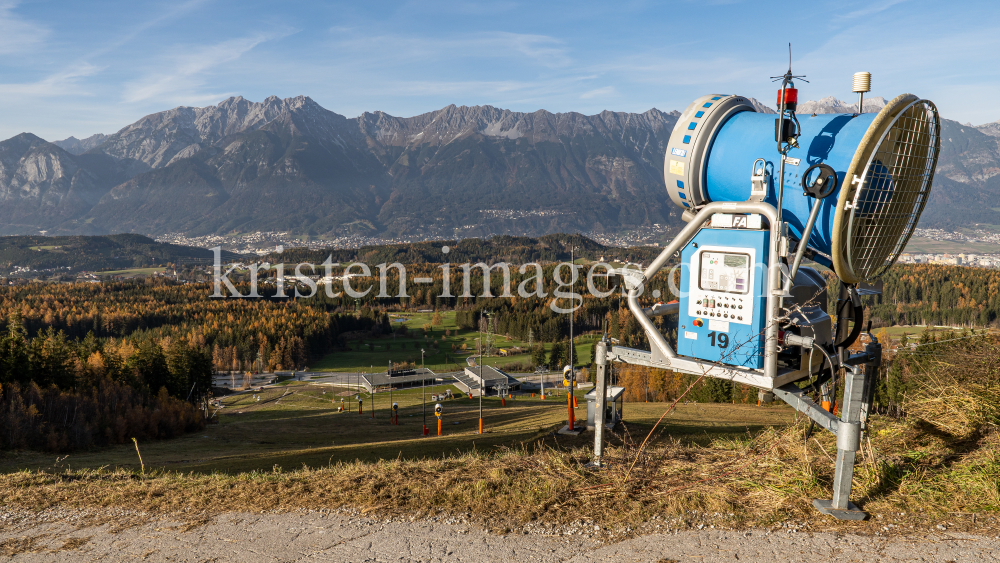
[[835, 304, 864, 349], [813, 343, 836, 386]]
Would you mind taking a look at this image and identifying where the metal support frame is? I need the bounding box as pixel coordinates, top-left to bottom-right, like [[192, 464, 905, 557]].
[[620, 201, 784, 387], [598, 200, 882, 519], [593, 339, 609, 465]]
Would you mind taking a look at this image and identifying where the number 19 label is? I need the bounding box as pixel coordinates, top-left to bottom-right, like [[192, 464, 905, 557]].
[[707, 331, 729, 348]]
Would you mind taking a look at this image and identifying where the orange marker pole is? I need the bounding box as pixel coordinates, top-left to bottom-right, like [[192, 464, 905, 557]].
[[501, 397, 506, 407], [567, 392, 575, 431], [478, 418, 483, 434], [437, 419, 442, 436]]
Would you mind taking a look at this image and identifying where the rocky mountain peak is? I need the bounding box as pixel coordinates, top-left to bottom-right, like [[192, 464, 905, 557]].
[[795, 96, 887, 115], [976, 119, 1000, 137], [0, 132, 50, 155], [92, 95, 337, 172], [53, 133, 109, 155]]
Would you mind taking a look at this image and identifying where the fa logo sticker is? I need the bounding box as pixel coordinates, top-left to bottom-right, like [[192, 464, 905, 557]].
[[732, 215, 748, 228]]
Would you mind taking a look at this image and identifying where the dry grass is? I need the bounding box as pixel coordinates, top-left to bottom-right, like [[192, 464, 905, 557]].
[[1, 413, 997, 534], [903, 347, 1000, 438], [907, 379, 1000, 437]]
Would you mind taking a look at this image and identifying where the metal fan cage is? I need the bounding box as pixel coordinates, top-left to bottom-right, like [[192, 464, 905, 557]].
[[845, 99, 940, 282]]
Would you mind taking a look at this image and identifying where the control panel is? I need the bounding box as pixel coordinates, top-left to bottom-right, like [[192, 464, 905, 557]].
[[687, 247, 756, 325], [678, 228, 769, 370]]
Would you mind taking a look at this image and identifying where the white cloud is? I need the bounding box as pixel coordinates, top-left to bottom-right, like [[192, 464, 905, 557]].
[[331, 30, 571, 68], [840, 0, 909, 20], [596, 54, 769, 87], [121, 33, 286, 104], [0, 62, 100, 97], [0, 0, 49, 55], [580, 86, 616, 99], [84, 0, 213, 60], [398, 0, 519, 16]]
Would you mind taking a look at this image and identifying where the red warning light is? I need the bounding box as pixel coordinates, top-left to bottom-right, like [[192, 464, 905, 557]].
[[777, 88, 798, 111]]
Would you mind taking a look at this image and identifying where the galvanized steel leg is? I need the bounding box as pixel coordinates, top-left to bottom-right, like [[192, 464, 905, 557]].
[[593, 340, 609, 465], [860, 341, 882, 432], [813, 364, 867, 520]]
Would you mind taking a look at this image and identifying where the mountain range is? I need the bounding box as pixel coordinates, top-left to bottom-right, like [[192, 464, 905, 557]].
[[1, 94, 997, 239]]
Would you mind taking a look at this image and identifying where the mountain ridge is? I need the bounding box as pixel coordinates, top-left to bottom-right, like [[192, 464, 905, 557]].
[[3, 94, 996, 238]]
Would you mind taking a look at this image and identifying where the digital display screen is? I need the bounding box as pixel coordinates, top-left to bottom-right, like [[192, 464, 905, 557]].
[[724, 255, 747, 268], [699, 251, 751, 294]]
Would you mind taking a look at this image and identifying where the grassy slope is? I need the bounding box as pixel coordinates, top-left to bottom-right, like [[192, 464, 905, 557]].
[[311, 311, 597, 373], [0, 382, 793, 475]]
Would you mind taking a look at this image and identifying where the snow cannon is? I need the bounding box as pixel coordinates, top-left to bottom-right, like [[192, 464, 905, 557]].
[[603, 66, 941, 521], [664, 92, 939, 283]]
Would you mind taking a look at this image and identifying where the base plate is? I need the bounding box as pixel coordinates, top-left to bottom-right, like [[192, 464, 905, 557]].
[[557, 425, 585, 436], [813, 499, 868, 520]]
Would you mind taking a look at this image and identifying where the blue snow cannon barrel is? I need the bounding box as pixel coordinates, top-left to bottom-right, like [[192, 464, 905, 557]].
[[664, 93, 941, 283]]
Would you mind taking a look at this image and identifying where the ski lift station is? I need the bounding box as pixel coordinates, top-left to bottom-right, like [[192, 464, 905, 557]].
[[361, 367, 439, 392], [591, 69, 939, 521], [455, 365, 521, 397]]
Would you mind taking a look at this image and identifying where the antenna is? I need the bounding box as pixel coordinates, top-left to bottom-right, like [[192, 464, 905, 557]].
[[769, 43, 807, 244]]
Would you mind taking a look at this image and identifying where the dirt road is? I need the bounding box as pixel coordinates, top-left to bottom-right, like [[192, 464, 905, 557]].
[[2, 507, 998, 562]]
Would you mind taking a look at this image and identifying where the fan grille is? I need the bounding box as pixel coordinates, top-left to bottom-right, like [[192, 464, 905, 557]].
[[845, 99, 940, 282]]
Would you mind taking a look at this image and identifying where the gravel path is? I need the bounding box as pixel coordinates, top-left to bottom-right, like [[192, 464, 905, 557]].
[[2, 508, 999, 562]]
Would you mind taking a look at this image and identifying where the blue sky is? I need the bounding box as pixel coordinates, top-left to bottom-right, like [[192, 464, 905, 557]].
[[1, 0, 997, 141]]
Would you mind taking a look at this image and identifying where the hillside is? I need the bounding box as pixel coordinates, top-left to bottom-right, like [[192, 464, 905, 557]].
[[0, 234, 239, 272]]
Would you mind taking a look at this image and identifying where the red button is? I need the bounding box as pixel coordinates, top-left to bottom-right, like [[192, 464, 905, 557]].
[[693, 318, 704, 327]]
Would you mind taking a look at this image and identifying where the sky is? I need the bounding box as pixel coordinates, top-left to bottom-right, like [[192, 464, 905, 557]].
[[1, 0, 998, 141]]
